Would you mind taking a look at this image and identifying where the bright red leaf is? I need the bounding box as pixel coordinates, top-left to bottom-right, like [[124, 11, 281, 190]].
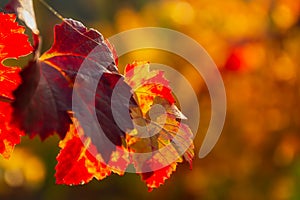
[[0, 12, 32, 99], [55, 118, 129, 185], [0, 12, 32, 158]]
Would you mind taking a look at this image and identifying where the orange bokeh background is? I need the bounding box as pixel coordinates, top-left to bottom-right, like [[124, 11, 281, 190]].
[[1, 0, 300, 199]]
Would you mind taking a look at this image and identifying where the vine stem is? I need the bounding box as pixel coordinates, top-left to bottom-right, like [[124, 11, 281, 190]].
[[37, 0, 64, 21], [37, 0, 107, 48]]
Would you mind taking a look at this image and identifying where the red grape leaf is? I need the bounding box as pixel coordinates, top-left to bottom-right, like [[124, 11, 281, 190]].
[[12, 19, 128, 141], [124, 62, 194, 191], [0, 12, 32, 158], [55, 118, 129, 185], [0, 12, 33, 99]]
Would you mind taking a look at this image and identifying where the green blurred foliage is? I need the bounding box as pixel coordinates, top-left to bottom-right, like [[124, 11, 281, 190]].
[[1, 0, 300, 199]]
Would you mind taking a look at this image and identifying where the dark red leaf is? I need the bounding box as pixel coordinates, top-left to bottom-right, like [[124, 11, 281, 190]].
[[12, 19, 119, 140], [93, 73, 135, 161]]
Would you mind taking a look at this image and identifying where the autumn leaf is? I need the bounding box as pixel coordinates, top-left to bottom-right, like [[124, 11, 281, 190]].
[[0, 12, 33, 158], [12, 19, 132, 143], [0, 12, 33, 99], [124, 62, 194, 190]]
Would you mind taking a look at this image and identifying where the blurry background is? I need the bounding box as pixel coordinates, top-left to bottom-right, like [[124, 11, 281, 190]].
[[0, 0, 300, 199]]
